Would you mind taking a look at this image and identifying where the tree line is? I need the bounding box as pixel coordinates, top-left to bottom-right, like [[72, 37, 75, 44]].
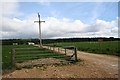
[[1, 37, 120, 45]]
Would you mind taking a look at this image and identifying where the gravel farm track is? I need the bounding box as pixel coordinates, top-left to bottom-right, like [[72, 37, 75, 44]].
[[2, 45, 119, 79]]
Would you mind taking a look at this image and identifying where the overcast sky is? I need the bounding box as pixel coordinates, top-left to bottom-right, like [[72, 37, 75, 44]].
[[0, 0, 119, 39]]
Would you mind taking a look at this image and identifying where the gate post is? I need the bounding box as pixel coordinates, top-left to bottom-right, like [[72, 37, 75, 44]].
[[11, 49, 15, 68], [74, 47, 77, 61], [65, 48, 66, 55]]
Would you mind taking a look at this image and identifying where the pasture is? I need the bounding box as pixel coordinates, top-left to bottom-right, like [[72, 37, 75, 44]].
[[2, 45, 36, 70], [52, 41, 119, 56]]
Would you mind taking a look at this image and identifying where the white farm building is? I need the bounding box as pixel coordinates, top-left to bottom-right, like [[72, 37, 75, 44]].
[[28, 42, 35, 45]]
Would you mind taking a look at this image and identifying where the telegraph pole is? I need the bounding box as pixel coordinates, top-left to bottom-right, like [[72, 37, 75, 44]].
[[34, 13, 45, 47]]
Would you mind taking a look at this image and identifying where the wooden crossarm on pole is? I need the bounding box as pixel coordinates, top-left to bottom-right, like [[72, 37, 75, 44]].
[[34, 21, 45, 23], [34, 13, 45, 47]]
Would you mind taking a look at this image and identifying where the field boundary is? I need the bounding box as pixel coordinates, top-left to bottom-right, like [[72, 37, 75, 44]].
[[42, 45, 78, 61]]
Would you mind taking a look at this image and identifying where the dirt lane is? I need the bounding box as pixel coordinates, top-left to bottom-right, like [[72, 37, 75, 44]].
[[77, 51, 118, 76], [42, 46, 119, 78]]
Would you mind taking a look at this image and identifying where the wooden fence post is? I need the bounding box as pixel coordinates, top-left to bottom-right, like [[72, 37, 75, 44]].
[[11, 49, 15, 68], [65, 48, 66, 55], [58, 47, 59, 52], [74, 47, 77, 61]]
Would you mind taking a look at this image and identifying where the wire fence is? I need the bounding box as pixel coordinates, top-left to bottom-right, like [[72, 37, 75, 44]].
[[45, 46, 78, 61]]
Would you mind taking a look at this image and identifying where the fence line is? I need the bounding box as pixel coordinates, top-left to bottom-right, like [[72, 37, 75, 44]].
[[47, 46, 78, 61]]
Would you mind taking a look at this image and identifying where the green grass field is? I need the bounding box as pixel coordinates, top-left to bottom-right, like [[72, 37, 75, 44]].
[[2, 45, 70, 70], [2, 45, 37, 70], [52, 41, 119, 56], [15, 48, 69, 62]]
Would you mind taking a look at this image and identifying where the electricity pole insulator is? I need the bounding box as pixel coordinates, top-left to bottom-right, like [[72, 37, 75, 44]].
[[34, 13, 45, 47]]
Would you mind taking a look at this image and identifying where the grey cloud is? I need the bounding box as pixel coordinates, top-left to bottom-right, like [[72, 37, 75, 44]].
[[1, 16, 118, 39]]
